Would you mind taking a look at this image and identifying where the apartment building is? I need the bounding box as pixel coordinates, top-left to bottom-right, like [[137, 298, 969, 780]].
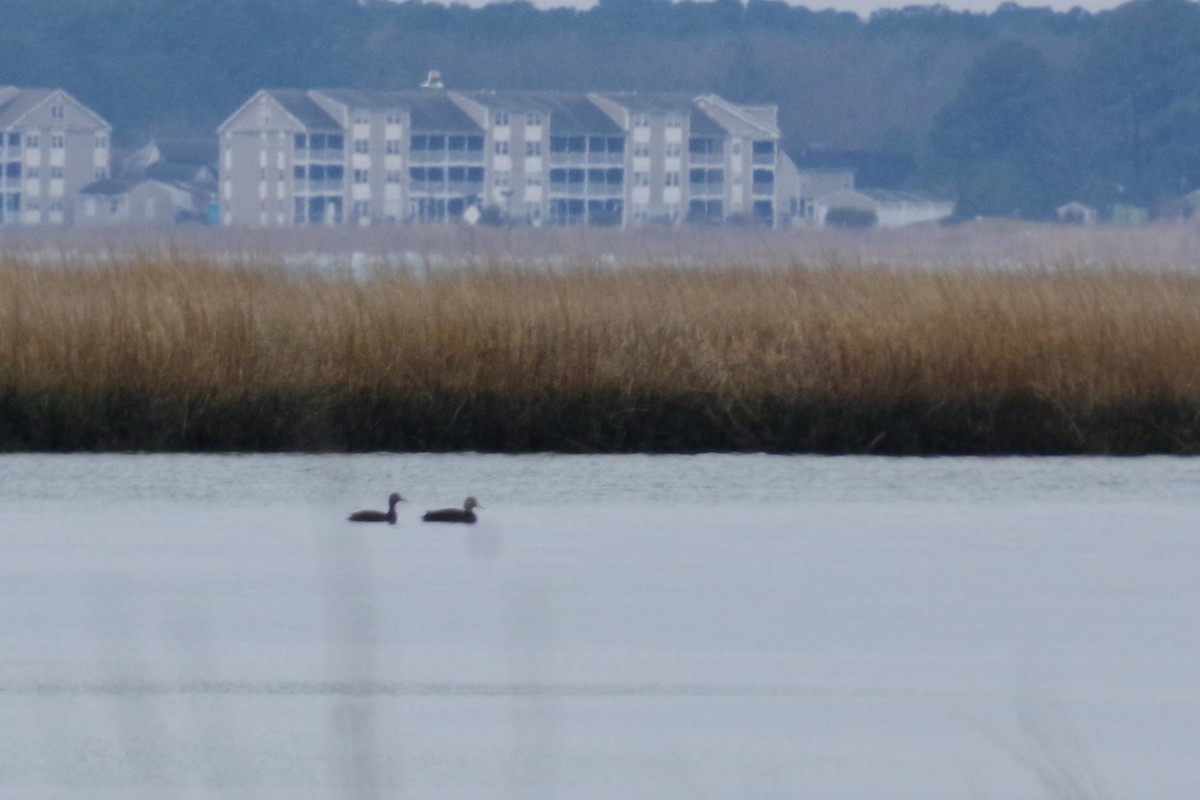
[[218, 85, 794, 228], [0, 86, 111, 226]]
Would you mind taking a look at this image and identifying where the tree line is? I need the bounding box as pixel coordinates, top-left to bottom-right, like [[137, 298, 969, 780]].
[[2, 0, 1197, 219]]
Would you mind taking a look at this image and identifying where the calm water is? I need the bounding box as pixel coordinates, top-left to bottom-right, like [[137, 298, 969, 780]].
[[1, 453, 1198, 798]]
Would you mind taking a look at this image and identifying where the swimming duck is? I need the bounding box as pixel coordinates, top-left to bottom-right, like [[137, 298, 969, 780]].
[[422, 496, 481, 524], [347, 492, 403, 524]]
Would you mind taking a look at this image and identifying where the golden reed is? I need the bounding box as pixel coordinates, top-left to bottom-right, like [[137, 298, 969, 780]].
[[3, 253, 1200, 452]]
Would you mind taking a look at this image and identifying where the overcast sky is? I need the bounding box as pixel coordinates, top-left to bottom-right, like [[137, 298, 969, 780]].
[[451, 0, 1129, 17]]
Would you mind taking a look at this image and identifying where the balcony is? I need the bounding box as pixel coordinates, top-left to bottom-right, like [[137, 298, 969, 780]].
[[294, 147, 345, 164], [548, 151, 624, 166], [293, 178, 345, 194], [689, 152, 723, 166], [689, 182, 724, 197], [409, 180, 485, 196], [409, 149, 486, 165]]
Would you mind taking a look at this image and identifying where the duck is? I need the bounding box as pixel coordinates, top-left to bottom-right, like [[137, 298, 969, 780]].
[[347, 492, 403, 524], [422, 496, 481, 524]]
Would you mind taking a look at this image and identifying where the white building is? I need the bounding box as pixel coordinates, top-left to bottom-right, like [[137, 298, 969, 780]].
[[0, 86, 111, 226], [217, 85, 796, 228]]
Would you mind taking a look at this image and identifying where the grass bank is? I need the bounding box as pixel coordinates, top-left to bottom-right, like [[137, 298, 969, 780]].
[[3, 254, 1200, 454]]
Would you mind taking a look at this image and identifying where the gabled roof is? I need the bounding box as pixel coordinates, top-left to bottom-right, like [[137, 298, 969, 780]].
[[270, 89, 342, 130], [688, 109, 726, 138], [218, 89, 342, 133], [79, 178, 142, 196], [695, 95, 779, 139], [0, 88, 54, 127], [314, 89, 411, 112], [592, 92, 697, 114], [454, 91, 625, 135], [0, 87, 109, 129], [310, 89, 483, 133], [406, 93, 482, 133], [541, 95, 623, 135]]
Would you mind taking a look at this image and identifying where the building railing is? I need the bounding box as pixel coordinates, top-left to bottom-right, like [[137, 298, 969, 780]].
[[752, 152, 775, 165], [548, 152, 624, 166], [409, 180, 485, 195], [408, 151, 486, 165], [752, 182, 775, 196], [293, 179, 345, 193], [688, 182, 724, 195], [689, 152, 723, 166], [548, 184, 625, 197], [294, 147, 345, 162]]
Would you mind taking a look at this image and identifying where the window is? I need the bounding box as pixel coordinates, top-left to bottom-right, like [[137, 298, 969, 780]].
[[666, 114, 683, 128], [50, 166, 63, 179], [526, 141, 541, 157], [664, 172, 680, 187], [634, 143, 650, 158], [633, 113, 650, 127], [494, 171, 511, 189], [25, 135, 38, 148], [294, 133, 307, 150], [354, 111, 370, 124], [526, 174, 542, 187], [689, 168, 724, 188], [494, 111, 510, 126], [634, 172, 649, 187], [386, 140, 402, 155], [666, 143, 682, 157], [354, 139, 369, 154], [26, 167, 39, 178], [526, 111, 543, 126], [354, 169, 369, 184], [386, 169, 402, 184], [495, 141, 509, 155], [386, 111, 403, 124]]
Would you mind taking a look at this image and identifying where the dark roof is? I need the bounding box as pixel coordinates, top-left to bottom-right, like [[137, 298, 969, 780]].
[[268, 89, 341, 130], [406, 93, 482, 133], [595, 92, 697, 114], [79, 178, 140, 196], [689, 109, 726, 138], [154, 139, 217, 167], [0, 88, 53, 127], [314, 89, 411, 111], [541, 95, 622, 135], [146, 161, 214, 183]]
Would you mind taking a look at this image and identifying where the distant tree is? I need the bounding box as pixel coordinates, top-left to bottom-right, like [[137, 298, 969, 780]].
[[930, 40, 1069, 218], [1075, 0, 1200, 206]]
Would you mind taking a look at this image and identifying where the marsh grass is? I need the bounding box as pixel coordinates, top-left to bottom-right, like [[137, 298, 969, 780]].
[[3, 251, 1200, 453]]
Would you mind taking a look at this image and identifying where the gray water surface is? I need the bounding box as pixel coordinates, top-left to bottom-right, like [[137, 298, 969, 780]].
[[1, 453, 1197, 798]]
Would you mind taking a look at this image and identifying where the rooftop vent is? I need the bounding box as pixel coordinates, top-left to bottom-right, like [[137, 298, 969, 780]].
[[420, 70, 444, 90]]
